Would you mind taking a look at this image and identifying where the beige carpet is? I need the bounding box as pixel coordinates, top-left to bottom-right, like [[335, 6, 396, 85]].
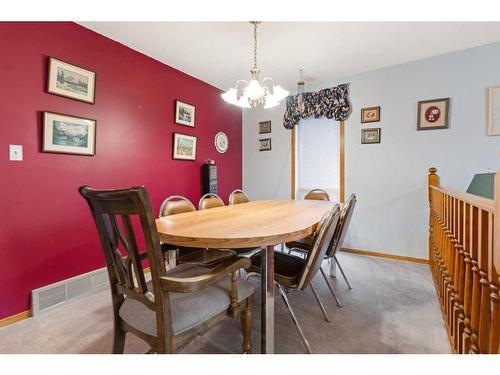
[[0, 252, 450, 354]]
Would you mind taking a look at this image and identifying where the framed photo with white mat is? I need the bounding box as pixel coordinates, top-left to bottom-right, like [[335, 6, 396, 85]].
[[488, 85, 500, 136]]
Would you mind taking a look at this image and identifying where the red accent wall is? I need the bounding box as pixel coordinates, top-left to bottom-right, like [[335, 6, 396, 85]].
[[0, 22, 242, 319]]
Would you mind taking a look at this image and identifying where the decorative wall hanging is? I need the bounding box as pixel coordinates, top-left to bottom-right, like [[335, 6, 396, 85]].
[[283, 84, 351, 129], [259, 120, 271, 134], [361, 106, 380, 123], [47, 57, 96, 104], [417, 98, 450, 130], [214, 132, 229, 153], [175, 100, 196, 127], [43, 111, 96, 156], [259, 138, 272, 151], [487, 85, 500, 136], [173, 133, 197, 160], [361, 128, 381, 144]]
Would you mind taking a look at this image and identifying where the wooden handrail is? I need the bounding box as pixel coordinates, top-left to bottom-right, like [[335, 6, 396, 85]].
[[427, 167, 499, 354], [430, 185, 495, 213]]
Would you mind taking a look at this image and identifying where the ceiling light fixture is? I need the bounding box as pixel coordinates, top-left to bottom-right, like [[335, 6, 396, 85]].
[[221, 21, 289, 109]]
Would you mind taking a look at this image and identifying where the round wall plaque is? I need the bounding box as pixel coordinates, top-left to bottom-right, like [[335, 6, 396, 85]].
[[214, 132, 229, 153]]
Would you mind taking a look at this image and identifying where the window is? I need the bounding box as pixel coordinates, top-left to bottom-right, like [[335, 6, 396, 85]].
[[295, 117, 340, 201]]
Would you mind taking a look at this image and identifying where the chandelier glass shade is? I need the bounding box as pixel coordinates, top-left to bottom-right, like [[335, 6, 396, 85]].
[[221, 22, 289, 109]]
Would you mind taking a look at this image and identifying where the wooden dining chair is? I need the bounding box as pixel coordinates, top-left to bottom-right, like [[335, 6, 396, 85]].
[[304, 189, 330, 201], [159, 195, 236, 267], [247, 205, 341, 353], [79, 185, 254, 354], [228, 189, 250, 205], [198, 193, 225, 210]]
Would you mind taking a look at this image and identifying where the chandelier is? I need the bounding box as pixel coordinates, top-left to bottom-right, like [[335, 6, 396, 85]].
[[221, 22, 289, 109]]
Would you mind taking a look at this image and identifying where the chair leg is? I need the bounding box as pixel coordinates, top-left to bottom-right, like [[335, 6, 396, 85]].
[[309, 283, 331, 323], [277, 283, 312, 354], [240, 297, 253, 353], [112, 326, 126, 354], [334, 255, 352, 289], [320, 267, 342, 308]]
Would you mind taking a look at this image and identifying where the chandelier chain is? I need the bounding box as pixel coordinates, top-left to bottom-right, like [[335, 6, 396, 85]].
[[253, 22, 258, 70]]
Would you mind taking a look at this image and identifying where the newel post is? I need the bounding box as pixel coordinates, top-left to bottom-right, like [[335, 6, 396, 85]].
[[428, 167, 439, 261]]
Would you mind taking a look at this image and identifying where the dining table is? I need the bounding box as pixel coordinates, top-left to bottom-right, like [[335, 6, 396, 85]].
[[155, 199, 335, 354]]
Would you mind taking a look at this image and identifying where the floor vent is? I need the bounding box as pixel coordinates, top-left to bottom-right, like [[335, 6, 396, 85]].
[[31, 267, 109, 317]]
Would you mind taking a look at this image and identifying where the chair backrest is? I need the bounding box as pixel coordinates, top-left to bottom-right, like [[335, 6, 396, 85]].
[[327, 193, 357, 258], [198, 193, 225, 210], [297, 205, 341, 290], [79, 186, 170, 337], [228, 189, 250, 205], [304, 189, 330, 201], [159, 195, 196, 217]]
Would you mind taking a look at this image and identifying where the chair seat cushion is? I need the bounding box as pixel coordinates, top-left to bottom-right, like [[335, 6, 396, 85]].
[[285, 236, 313, 252], [118, 264, 254, 337], [249, 251, 305, 287]]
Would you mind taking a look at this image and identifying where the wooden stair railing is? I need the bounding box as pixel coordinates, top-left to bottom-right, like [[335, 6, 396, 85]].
[[428, 167, 499, 354]]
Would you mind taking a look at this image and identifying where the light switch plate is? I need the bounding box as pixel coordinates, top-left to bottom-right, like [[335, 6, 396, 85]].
[[9, 144, 23, 161]]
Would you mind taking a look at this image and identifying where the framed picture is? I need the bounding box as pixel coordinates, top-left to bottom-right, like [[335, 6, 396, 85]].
[[43, 111, 96, 156], [259, 120, 272, 134], [47, 57, 96, 104], [417, 98, 450, 130], [259, 138, 272, 151], [173, 133, 197, 160], [361, 128, 381, 144], [175, 100, 196, 127], [487, 85, 500, 136], [361, 106, 380, 123]]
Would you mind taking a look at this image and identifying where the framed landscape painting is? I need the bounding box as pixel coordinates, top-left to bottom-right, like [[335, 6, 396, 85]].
[[173, 133, 197, 160], [175, 100, 196, 127], [47, 57, 96, 104], [43, 112, 96, 155]]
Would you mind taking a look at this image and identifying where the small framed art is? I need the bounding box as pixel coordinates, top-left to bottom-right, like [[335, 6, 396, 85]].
[[361, 106, 380, 123], [417, 98, 450, 130], [259, 120, 272, 134], [43, 111, 96, 156], [47, 57, 96, 104], [361, 128, 381, 144], [487, 85, 500, 136], [175, 100, 196, 127], [259, 138, 272, 151], [173, 133, 197, 160]]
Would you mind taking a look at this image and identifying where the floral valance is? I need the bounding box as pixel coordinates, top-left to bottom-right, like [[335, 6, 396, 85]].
[[283, 84, 351, 129]]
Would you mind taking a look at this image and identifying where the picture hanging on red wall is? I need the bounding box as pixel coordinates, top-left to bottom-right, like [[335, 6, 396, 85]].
[[175, 100, 196, 127], [47, 57, 96, 104], [43, 111, 96, 156]]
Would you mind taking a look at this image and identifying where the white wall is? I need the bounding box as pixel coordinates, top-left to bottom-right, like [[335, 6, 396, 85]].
[[243, 42, 500, 259]]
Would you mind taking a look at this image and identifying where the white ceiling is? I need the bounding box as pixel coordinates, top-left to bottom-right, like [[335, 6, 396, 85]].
[[79, 22, 500, 91]]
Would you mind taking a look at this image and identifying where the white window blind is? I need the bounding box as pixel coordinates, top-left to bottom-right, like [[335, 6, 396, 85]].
[[295, 117, 340, 202]]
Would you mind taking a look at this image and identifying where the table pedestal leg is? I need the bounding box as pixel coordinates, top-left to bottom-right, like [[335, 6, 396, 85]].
[[261, 245, 275, 354]]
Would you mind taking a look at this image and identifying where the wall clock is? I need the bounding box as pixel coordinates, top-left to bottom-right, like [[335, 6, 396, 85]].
[[214, 132, 229, 153]]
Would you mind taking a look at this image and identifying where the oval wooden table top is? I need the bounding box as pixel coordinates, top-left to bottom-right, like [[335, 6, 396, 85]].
[[155, 199, 337, 249]]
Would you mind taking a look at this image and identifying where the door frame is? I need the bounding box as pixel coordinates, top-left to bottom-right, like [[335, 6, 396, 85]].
[[290, 120, 345, 202]]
